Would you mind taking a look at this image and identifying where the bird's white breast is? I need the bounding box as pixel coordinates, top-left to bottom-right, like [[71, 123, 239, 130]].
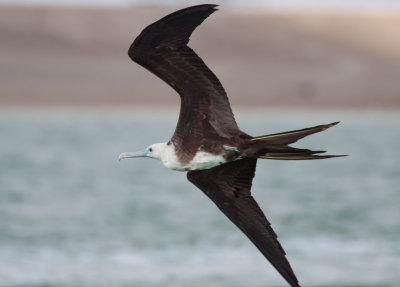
[[186, 151, 226, 171], [159, 143, 184, 171], [160, 143, 226, 171]]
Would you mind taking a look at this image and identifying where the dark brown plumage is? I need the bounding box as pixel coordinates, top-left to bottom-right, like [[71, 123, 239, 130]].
[[187, 158, 300, 286], [129, 4, 244, 164], [126, 4, 345, 287]]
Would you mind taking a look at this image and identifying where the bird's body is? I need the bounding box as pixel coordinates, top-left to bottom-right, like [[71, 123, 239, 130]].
[[119, 5, 344, 287], [137, 141, 229, 171]]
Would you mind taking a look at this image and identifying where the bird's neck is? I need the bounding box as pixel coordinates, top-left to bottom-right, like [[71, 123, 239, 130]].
[[157, 142, 188, 171]]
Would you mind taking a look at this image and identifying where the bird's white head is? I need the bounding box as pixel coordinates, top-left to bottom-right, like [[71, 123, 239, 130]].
[[119, 142, 168, 162]]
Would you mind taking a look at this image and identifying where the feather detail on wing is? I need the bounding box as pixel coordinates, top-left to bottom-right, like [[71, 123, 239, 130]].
[[128, 5, 240, 158], [187, 159, 300, 287]]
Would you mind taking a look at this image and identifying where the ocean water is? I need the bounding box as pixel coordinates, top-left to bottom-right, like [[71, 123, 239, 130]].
[[0, 109, 399, 287]]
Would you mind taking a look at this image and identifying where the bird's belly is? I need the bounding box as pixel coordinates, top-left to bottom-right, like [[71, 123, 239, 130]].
[[162, 151, 226, 171], [184, 151, 226, 171]]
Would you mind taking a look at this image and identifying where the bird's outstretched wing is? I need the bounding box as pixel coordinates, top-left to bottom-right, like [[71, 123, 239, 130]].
[[129, 5, 241, 156], [187, 159, 300, 287]]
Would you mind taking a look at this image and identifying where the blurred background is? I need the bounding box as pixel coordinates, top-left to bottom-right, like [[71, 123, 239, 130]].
[[0, 0, 399, 286]]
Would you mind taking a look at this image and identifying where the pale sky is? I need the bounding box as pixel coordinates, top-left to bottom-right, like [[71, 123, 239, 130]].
[[0, 0, 399, 10]]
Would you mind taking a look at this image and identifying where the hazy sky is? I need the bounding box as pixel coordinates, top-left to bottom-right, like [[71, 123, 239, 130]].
[[1, 0, 399, 10]]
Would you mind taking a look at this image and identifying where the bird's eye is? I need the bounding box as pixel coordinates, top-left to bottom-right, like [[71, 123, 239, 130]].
[[149, 148, 153, 152]]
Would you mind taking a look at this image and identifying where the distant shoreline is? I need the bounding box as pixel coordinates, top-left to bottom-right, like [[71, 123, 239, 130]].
[[1, 5, 399, 108], [2, 105, 399, 118]]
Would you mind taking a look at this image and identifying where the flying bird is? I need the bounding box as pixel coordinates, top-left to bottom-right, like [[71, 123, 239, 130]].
[[119, 5, 344, 287]]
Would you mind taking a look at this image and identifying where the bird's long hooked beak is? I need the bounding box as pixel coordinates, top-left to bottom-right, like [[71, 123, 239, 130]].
[[118, 149, 149, 161]]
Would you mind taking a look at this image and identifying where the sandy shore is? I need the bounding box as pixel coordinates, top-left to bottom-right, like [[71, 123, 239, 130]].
[[0, 5, 399, 108]]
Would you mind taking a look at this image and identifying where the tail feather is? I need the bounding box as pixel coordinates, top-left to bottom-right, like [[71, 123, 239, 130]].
[[261, 155, 343, 160], [259, 147, 345, 160], [260, 154, 345, 160], [251, 122, 339, 145], [247, 122, 346, 160]]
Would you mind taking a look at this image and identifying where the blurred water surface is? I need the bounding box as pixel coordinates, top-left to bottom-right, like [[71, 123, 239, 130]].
[[0, 109, 399, 287]]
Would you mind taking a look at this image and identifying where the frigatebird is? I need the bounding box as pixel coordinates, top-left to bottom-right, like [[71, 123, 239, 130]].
[[119, 4, 344, 287]]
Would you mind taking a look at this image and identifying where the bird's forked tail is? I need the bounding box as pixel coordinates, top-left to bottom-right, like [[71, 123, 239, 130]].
[[245, 122, 346, 160]]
